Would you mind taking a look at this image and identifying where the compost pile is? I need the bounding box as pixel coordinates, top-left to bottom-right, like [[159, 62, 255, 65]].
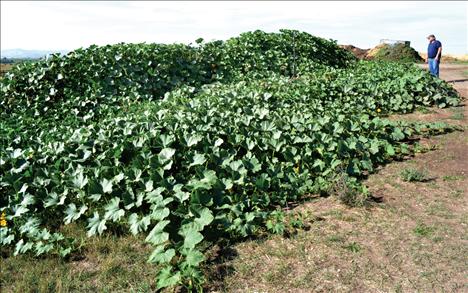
[[340, 43, 423, 63], [339, 44, 369, 59], [0, 29, 460, 290], [367, 43, 424, 62]]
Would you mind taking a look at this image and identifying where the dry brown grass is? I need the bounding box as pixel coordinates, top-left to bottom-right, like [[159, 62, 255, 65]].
[[0, 224, 157, 293], [419, 52, 468, 63], [0, 63, 14, 76]]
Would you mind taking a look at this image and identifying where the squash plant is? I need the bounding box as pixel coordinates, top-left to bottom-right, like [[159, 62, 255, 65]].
[[0, 29, 460, 290]]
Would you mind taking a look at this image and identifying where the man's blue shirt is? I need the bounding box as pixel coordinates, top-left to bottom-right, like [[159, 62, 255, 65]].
[[427, 40, 442, 59]]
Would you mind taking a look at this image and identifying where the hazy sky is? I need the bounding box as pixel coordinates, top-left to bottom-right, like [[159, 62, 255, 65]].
[[1, 1, 467, 54]]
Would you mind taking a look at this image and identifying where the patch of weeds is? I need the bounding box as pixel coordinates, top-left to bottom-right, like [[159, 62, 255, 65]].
[[427, 181, 440, 189], [287, 212, 309, 231], [266, 210, 286, 235], [328, 172, 370, 207], [449, 189, 463, 199], [400, 168, 429, 182], [419, 271, 436, 279], [449, 107, 465, 120], [263, 263, 292, 284], [450, 112, 464, 120], [413, 143, 439, 154], [97, 244, 111, 255], [326, 235, 346, 244], [102, 262, 125, 278], [278, 262, 292, 275], [388, 180, 405, 191], [321, 209, 344, 219], [426, 203, 454, 219], [342, 214, 359, 222], [394, 283, 403, 293], [442, 154, 456, 160], [292, 273, 313, 289], [343, 242, 361, 253], [265, 210, 311, 237], [442, 175, 464, 181], [413, 223, 434, 237], [263, 270, 276, 283], [416, 106, 435, 114], [432, 236, 444, 243]]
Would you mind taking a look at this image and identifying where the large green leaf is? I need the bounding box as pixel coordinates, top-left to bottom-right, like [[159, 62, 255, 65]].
[[87, 212, 107, 236], [156, 266, 181, 289], [72, 171, 88, 189], [180, 227, 203, 249], [100, 178, 113, 194], [183, 249, 204, 267], [128, 213, 151, 235], [159, 148, 175, 163], [145, 220, 170, 245], [148, 246, 176, 264], [187, 170, 218, 190], [104, 198, 125, 222], [64, 204, 88, 224]]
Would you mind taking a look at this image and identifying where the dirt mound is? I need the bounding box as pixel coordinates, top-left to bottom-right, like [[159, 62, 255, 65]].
[[339, 45, 369, 59]]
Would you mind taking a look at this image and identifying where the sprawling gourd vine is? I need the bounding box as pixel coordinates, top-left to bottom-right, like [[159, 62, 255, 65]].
[[0, 29, 460, 289]]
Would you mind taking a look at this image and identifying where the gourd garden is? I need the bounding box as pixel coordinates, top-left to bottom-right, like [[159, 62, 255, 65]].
[[0, 30, 461, 290]]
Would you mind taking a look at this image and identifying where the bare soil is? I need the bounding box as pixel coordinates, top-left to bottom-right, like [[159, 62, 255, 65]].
[[339, 45, 370, 59]]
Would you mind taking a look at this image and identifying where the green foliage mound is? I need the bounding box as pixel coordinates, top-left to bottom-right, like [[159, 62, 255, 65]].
[[202, 29, 356, 80], [311, 61, 459, 111], [1, 29, 355, 119], [0, 29, 460, 290], [368, 43, 424, 63]]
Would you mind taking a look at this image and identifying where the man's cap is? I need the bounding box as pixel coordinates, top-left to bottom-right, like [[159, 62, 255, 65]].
[[427, 34, 435, 39]]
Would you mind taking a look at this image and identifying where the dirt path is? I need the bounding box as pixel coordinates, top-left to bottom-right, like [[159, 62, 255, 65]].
[[219, 64, 468, 292]]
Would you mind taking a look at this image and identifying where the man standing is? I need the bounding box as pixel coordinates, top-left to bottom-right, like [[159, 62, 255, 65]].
[[426, 34, 442, 77]]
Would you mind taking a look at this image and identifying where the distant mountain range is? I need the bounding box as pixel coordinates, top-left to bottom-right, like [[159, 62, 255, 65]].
[[1, 49, 70, 59]]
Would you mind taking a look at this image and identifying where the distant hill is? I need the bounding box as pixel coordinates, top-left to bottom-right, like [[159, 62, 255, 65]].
[[1, 49, 69, 59]]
